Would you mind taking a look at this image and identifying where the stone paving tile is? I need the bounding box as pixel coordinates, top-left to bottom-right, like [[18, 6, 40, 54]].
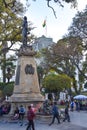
[[0, 120, 87, 130], [56, 123, 87, 130]]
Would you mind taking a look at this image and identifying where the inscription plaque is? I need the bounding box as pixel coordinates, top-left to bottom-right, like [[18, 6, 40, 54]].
[[15, 65, 20, 85]]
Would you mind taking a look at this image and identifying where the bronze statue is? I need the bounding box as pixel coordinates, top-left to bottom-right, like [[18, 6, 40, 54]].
[[22, 16, 28, 46]]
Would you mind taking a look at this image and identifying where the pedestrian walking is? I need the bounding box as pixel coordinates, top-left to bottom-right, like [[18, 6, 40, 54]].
[[26, 105, 35, 130], [49, 102, 60, 126], [63, 105, 70, 122]]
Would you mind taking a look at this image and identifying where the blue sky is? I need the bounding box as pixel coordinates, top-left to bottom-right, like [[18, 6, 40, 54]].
[[21, 0, 87, 42]]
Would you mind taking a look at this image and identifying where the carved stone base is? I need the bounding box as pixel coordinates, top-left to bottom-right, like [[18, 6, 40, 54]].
[[8, 45, 44, 114], [8, 92, 44, 114], [10, 93, 44, 102]]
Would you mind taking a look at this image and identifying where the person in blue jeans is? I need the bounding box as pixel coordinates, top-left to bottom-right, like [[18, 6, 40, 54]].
[[49, 102, 60, 126]]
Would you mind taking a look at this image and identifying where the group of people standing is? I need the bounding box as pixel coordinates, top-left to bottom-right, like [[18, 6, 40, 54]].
[[12, 105, 35, 130], [70, 100, 87, 111]]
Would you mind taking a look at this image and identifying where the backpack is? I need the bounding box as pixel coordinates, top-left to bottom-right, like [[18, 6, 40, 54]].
[[19, 107, 25, 114], [27, 110, 35, 120], [71, 102, 74, 107]]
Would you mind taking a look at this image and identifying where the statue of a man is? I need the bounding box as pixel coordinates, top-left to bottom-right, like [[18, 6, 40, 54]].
[[22, 16, 28, 46]]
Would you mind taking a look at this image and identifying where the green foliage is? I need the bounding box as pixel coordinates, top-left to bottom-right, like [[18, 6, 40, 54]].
[[42, 73, 72, 93], [0, 53, 16, 83], [58, 74, 72, 89], [2, 82, 14, 97], [37, 66, 44, 85], [0, 82, 6, 90], [42, 36, 85, 94], [37, 66, 44, 77]]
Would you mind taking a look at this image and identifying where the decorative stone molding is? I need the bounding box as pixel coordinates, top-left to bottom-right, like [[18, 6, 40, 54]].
[[17, 45, 36, 57]]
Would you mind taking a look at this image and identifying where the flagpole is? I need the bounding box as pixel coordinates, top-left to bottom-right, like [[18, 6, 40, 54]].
[[45, 16, 47, 37], [45, 21, 47, 37]]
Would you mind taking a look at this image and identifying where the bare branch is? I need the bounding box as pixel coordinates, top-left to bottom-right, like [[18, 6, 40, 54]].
[[47, 0, 57, 18]]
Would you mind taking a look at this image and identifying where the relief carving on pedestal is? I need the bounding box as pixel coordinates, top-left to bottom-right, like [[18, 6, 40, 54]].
[[25, 64, 34, 75]]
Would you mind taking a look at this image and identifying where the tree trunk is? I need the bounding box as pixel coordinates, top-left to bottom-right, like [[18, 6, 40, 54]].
[[2, 53, 6, 83]]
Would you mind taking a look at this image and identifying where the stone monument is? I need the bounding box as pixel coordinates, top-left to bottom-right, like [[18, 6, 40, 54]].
[[9, 16, 44, 114]]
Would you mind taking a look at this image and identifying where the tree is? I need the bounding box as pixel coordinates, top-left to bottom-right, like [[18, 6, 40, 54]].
[[0, 2, 35, 53], [0, 1, 23, 53], [0, 53, 16, 83], [42, 73, 72, 94], [5, 56, 16, 83], [67, 6, 87, 82], [2, 82, 14, 97], [45, 0, 77, 18], [2, 0, 77, 18], [1, 0, 25, 14], [0, 1, 35, 82], [68, 6, 87, 50], [41, 36, 85, 95], [0, 4, 22, 83], [37, 66, 44, 87]]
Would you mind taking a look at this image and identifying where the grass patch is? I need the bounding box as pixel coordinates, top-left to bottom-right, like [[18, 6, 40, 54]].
[[58, 105, 65, 109]]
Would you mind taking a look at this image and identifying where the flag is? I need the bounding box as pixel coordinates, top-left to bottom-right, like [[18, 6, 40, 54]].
[[42, 20, 46, 27]]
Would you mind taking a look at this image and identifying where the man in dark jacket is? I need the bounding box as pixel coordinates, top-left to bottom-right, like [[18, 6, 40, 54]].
[[26, 105, 35, 130], [49, 102, 60, 126], [63, 105, 70, 122]]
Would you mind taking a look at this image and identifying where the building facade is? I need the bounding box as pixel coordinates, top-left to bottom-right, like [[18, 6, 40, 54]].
[[33, 35, 55, 51]]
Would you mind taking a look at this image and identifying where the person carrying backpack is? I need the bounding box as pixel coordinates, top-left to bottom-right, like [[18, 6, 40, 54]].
[[26, 105, 35, 130], [19, 105, 25, 126], [49, 102, 60, 126]]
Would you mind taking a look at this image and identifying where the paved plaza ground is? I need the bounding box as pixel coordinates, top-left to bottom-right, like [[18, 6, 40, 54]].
[[0, 111, 87, 130]]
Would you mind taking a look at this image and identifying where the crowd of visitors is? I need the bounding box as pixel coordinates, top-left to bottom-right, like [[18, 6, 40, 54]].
[[1, 98, 87, 130], [70, 100, 87, 111], [0, 99, 87, 118]]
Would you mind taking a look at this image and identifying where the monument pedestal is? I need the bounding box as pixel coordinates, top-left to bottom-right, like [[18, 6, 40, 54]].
[[9, 46, 44, 114]]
